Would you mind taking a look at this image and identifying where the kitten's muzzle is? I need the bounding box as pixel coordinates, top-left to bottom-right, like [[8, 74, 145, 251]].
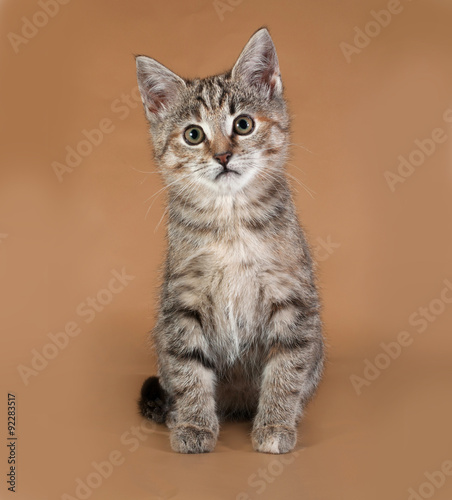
[[215, 167, 240, 179], [213, 151, 240, 179], [214, 151, 232, 167]]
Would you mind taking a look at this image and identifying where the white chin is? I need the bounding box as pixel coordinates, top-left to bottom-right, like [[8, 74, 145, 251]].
[[215, 173, 246, 193], [218, 163, 258, 189], [197, 165, 257, 193]]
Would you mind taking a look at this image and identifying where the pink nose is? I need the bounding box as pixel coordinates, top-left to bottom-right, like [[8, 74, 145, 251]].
[[214, 152, 232, 167]]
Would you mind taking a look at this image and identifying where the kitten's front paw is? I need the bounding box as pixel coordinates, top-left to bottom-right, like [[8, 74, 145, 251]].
[[251, 425, 297, 454], [170, 424, 218, 454]]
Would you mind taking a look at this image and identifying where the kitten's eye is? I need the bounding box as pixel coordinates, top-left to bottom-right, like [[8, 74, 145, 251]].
[[184, 125, 205, 145], [233, 115, 254, 136]]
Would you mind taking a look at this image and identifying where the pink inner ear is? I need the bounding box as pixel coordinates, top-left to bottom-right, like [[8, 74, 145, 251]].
[[269, 72, 280, 93], [147, 94, 166, 114], [259, 67, 279, 96], [254, 47, 280, 94], [146, 85, 173, 114]]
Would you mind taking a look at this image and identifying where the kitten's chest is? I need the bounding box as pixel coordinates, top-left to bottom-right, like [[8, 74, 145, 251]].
[[204, 235, 273, 344], [172, 230, 300, 361], [206, 255, 261, 363], [210, 259, 261, 323]]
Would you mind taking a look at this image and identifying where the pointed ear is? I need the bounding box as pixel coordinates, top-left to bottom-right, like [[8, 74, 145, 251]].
[[232, 28, 282, 97], [135, 55, 186, 120]]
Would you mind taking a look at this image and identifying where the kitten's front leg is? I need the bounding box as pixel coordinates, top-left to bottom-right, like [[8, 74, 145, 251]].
[[157, 318, 219, 454], [252, 303, 324, 454]]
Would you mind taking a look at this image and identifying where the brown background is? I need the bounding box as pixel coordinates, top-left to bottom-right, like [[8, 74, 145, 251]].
[[1, 0, 452, 499]]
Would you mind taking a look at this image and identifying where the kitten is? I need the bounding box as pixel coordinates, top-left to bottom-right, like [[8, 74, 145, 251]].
[[136, 27, 324, 454]]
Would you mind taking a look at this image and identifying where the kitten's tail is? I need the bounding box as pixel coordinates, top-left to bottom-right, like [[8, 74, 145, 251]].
[[138, 376, 170, 424]]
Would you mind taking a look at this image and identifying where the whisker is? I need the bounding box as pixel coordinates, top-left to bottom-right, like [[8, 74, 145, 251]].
[[285, 171, 316, 199], [128, 165, 160, 175], [287, 142, 315, 155], [285, 160, 309, 177], [144, 164, 212, 220], [154, 206, 168, 233]]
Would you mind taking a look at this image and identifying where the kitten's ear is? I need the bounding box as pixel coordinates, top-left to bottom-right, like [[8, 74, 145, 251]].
[[135, 55, 186, 120], [232, 28, 282, 97]]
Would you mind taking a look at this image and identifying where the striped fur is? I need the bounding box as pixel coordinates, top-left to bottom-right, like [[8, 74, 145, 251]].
[[136, 28, 324, 454]]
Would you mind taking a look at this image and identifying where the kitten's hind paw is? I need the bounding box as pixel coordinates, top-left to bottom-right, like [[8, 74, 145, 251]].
[[251, 425, 297, 454], [170, 424, 218, 454]]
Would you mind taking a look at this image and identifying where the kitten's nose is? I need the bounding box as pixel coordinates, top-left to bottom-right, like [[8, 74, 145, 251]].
[[214, 151, 232, 167]]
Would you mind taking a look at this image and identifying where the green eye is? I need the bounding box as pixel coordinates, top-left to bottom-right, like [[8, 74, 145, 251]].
[[184, 125, 205, 145], [233, 115, 254, 135]]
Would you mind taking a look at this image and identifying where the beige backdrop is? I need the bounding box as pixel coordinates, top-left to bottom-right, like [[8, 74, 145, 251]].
[[1, 0, 452, 499]]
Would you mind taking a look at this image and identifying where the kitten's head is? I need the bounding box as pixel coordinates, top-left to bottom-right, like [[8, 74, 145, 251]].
[[136, 28, 289, 200]]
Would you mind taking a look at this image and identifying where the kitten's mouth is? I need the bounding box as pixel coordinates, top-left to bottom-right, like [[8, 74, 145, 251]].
[[215, 168, 240, 180]]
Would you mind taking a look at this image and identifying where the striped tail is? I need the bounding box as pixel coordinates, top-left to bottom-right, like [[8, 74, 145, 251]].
[[138, 376, 170, 424]]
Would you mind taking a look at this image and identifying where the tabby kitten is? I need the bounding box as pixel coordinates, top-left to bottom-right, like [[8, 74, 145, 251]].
[[136, 28, 324, 454]]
